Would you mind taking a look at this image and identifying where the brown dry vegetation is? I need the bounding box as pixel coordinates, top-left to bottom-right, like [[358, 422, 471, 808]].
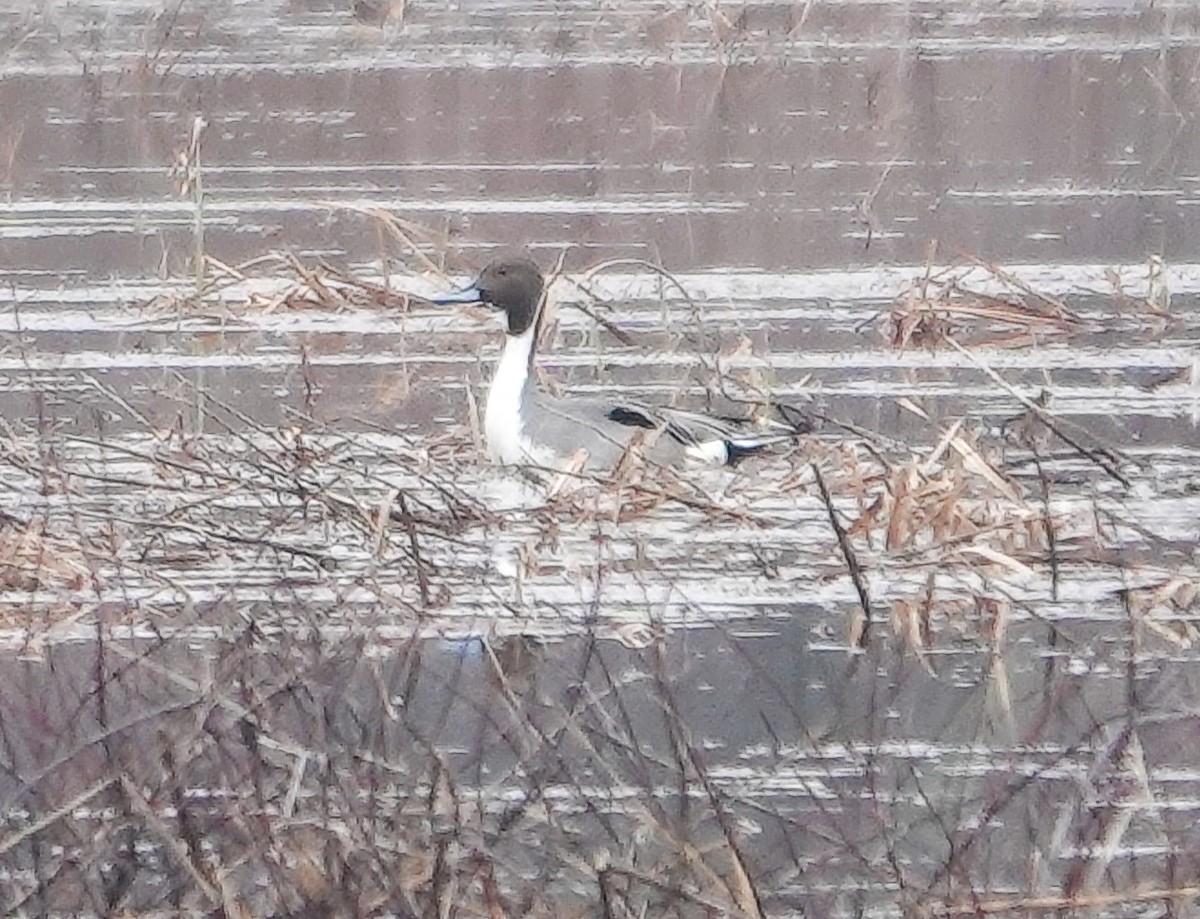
[[2, 235, 1199, 919]]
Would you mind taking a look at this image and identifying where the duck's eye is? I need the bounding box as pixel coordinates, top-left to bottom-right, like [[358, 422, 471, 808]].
[[496, 267, 507, 276]]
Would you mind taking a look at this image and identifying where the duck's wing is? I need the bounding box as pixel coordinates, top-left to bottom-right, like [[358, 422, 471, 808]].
[[606, 399, 810, 464], [524, 391, 641, 467], [524, 389, 811, 468]]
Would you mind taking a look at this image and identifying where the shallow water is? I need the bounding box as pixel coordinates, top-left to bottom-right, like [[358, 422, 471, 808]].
[[2, 2, 1200, 917]]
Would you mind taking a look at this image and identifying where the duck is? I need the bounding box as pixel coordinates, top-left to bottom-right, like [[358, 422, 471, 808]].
[[430, 257, 808, 470]]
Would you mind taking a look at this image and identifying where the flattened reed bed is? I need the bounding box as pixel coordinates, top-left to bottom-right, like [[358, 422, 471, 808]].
[[882, 247, 1175, 352]]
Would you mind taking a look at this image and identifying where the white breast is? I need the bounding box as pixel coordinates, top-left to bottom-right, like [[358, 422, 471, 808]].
[[484, 325, 549, 466]]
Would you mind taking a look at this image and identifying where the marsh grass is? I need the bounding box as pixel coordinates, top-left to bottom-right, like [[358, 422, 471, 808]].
[[2, 242, 1199, 918], [883, 244, 1172, 351]]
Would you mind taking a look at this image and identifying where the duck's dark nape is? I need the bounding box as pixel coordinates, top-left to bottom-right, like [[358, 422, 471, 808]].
[[475, 258, 544, 336], [431, 258, 545, 337]]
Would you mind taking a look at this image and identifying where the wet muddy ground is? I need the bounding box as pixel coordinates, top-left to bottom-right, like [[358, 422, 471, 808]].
[[2, 2, 1200, 917]]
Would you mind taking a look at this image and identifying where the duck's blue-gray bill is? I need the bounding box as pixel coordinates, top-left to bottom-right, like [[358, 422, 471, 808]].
[[430, 286, 483, 305]]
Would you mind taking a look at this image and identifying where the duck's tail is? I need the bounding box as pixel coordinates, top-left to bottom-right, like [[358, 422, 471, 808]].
[[610, 401, 815, 466]]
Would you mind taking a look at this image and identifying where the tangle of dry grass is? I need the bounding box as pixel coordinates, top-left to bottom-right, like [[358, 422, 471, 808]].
[[3, 245, 1200, 919]]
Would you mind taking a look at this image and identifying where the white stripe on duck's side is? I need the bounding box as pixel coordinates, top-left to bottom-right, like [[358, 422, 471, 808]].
[[685, 438, 736, 465]]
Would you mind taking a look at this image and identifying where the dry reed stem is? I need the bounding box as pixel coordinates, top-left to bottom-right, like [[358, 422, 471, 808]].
[[5, 242, 1198, 917], [0, 516, 91, 593], [885, 249, 1171, 354], [321, 203, 455, 277], [0, 774, 119, 857], [927, 882, 1200, 917], [142, 251, 420, 317], [940, 334, 1132, 485]]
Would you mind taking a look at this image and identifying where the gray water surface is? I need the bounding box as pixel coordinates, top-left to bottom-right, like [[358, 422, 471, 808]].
[[2, 3, 1200, 918]]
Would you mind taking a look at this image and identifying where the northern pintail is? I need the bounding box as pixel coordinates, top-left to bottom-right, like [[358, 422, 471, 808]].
[[432, 257, 808, 469]]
